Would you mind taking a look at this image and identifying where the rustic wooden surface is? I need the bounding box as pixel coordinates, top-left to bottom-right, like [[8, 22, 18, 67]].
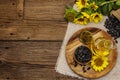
[[0, 0, 85, 80]]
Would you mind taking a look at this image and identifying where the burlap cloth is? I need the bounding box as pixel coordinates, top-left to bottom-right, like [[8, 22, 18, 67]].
[[55, 5, 120, 80]]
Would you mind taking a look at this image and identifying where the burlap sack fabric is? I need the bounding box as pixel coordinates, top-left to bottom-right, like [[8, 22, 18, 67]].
[[55, 5, 120, 80], [111, 9, 120, 21]]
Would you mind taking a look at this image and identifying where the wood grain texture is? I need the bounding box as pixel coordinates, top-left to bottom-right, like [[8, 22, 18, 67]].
[[0, 41, 80, 80], [24, 0, 74, 21], [0, 62, 80, 80], [0, 41, 61, 64], [0, 0, 18, 19], [0, 19, 67, 40], [17, 0, 24, 19]]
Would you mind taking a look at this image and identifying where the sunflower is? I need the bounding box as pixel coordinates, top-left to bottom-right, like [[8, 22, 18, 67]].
[[64, 8, 78, 22], [74, 12, 90, 25], [90, 13, 103, 23], [91, 56, 109, 72], [90, 2, 98, 11], [76, 0, 88, 11], [74, 16, 89, 25]]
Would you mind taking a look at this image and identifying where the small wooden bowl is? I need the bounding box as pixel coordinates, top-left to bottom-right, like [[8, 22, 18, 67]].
[[73, 45, 93, 65]]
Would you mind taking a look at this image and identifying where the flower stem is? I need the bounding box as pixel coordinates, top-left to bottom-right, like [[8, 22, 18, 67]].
[[100, 0, 117, 6]]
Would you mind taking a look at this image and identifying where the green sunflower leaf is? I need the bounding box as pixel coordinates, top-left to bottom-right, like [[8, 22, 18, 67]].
[[101, 4, 109, 15], [108, 2, 114, 12]]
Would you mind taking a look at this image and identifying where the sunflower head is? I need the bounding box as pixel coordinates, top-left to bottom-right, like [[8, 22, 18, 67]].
[[90, 13, 103, 23], [91, 56, 109, 72], [64, 8, 78, 22], [74, 16, 89, 25], [90, 2, 98, 11], [76, 0, 88, 11], [74, 12, 90, 25]]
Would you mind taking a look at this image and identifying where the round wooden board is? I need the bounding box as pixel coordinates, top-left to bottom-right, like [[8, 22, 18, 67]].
[[66, 27, 117, 79]]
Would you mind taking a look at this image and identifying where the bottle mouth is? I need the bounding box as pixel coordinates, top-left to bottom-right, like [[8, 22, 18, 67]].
[[79, 30, 93, 44]]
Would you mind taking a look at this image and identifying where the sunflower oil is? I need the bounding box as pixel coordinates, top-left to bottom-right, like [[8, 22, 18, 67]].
[[91, 37, 113, 56]]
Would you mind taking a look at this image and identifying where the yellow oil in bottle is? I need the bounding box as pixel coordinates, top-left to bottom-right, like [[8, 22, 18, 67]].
[[91, 38, 112, 56], [91, 44, 109, 56]]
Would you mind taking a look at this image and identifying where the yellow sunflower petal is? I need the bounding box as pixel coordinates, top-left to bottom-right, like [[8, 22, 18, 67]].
[[93, 65, 97, 71], [81, 12, 90, 18]]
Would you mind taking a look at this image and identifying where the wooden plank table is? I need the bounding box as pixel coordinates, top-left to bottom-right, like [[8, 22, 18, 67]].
[[0, 0, 84, 80]]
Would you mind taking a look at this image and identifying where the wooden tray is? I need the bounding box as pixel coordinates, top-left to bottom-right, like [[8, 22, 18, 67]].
[[66, 27, 117, 79]]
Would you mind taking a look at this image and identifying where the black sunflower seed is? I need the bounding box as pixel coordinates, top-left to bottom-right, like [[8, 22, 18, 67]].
[[82, 67, 86, 73], [74, 60, 78, 67], [87, 67, 91, 70], [104, 16, 120, 43]]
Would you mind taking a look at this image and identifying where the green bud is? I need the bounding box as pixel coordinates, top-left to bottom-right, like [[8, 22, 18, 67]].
[[64, 8, 78, 22], [116, 0, 120, 6]]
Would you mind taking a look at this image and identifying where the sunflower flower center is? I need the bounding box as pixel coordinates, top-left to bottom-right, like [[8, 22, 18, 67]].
[[94, 58, 103, 66], [95, 15, 99, 19], [93, 5, 96, 9], [67, 13, 74, 18], [78, 18, 84, 22], [81, 0, 85, 5]]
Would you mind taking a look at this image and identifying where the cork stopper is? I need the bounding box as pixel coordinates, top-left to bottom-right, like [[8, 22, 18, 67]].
[[110, 9, 120, 21]]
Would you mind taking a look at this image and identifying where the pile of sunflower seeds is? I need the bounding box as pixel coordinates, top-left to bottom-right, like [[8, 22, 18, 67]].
[[74, 46, 92, 73], [104, 16, 120, 43], [74, 46, 92, 63]]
